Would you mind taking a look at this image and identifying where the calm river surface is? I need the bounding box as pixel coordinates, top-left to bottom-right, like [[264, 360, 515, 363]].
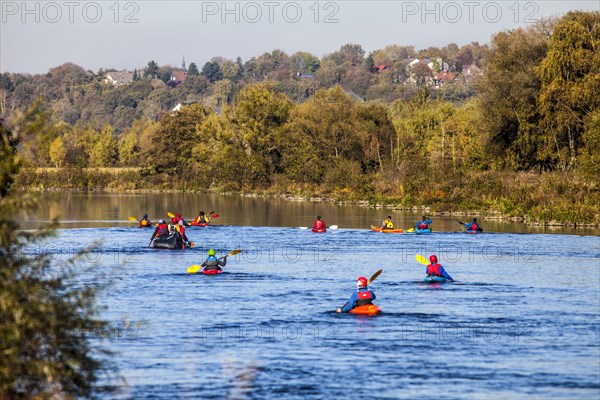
[[25, 192, 600, 399]]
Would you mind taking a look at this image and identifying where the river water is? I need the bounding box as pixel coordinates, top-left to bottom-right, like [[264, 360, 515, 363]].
[[25, 192, 600, 398]]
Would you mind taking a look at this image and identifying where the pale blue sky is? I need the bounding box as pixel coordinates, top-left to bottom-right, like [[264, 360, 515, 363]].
[[1, 1, 598, 73]]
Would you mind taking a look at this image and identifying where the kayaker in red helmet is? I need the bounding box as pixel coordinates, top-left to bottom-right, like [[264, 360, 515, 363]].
[[175, 213, 189, 226], [313, 215, 326, 232], [151, 219, 169, 240], [336, 276, 377, 313], [426, 255, 454, 281]]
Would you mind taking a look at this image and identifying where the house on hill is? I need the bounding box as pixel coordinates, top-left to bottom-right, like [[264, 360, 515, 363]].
[[433, 71, 459, 87], [103, 71, 134, 86], [168, 69, 188, 87], [462, 63, 483, 85]]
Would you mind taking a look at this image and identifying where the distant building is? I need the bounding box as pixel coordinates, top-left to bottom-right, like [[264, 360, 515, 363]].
[[462, 63, 483, 85], [103, 71, 134, 86], [433, 71, 459, 86], [168, 69, 188, 87]]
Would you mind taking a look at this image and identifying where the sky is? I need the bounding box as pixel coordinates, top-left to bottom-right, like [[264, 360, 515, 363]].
[[1, 0, 599, 74]]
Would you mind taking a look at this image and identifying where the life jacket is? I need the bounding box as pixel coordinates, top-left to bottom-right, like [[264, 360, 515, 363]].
[[355, 290, 373, 306], [140, 219, 150, 227], [204, 255, 220, 270], [427, 263, 442, 276], [384, 220, 394, 229], [156, 223, 168, 236], [418, 221, 428, 229], [314, 220, 326, 230], [469, 223, 478, 231]]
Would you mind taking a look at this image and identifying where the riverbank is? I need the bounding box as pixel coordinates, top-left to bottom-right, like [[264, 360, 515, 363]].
[[15, 167, 600, 227]]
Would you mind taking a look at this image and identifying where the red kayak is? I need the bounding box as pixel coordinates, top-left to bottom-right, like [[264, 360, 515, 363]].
[[201, 268, 223, 275], [349, 304, 381, 316], [312, 228, 326, 233], [191, 222, 209, 227]]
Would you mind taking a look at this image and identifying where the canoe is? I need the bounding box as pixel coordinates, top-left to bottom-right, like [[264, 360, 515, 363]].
[[151, 233, 186, 250], [191, 221, 209, 227], [349, 304, 381, 315], [312, 228, 326, 233], [424, 275, 450, 283], [202, 268, 223, 275], [464, 230, 480, 234], [371, 225, 403, 233]]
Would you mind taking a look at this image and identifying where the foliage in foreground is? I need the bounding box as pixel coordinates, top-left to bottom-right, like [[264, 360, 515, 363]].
[[0, 120, 111, 398]]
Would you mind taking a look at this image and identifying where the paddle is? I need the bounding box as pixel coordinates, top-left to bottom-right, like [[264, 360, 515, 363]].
[[167, 212, 175, 219], [128, 216, 138, 222], [415, 254, 428, 265], [187, 249, 243, 274], [368, 268, 383, 284], [407, 227, 415, 233]]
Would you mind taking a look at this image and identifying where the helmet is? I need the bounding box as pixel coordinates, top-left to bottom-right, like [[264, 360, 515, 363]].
[[143, 214, 148, 218], [473, 217, 477, 222], [317, 215, 322, 219], [158, 219, 165, 224], [357, 276, 368, 288], [177, 213, 181, 217], [171, 218, 177, 224], [200, 211, 205, 215], [429, 255, 438, 264], [207, 249, 216, 256], [387, 215, 392, 219]]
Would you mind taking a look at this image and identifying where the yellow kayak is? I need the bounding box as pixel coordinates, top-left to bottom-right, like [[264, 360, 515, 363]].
[[370, 225, 403, 234]]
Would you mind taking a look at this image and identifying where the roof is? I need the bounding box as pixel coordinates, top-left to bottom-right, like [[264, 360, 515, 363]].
[[104, 71, 134, 85]]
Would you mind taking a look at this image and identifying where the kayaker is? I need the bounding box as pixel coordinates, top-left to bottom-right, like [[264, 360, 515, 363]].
[[151, 219, 169, 240], [169, 217, 179, 234], [139, 213, 152, 228], [176, 212, 189, 226], [415, 216, 432, 231], [336, 276, 377, 313], [201, 249, 227, 272], [177, 220, 190, 245], [380, 215, 394, 230], [464, 218, 483, 232], [426, 255, 454, 281], [193, 211, 210, 225], [313, 215, 326, 231]]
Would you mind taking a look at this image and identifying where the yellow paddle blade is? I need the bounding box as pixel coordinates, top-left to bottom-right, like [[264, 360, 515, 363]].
[[368, 269, 382, 285], [187, 265, 201, 274], [167, 212, 175, 219], [226, 249, 242, 257], [128, 216, 138, 222], [407, 228, 414, 233], [415, 254, 428, 265]]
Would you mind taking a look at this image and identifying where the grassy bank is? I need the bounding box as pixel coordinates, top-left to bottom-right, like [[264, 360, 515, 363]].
[[15, 167, 600, 227]]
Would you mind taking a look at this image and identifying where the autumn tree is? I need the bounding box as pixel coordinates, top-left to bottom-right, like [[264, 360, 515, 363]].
[[537, 11, 600, 170], [477, 24, 548, 169]]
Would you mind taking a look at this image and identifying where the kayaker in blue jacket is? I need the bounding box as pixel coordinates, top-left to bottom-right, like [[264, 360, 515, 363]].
[[426, 255, 454, 281], [464, 218, 483, 232], [415, 216, 432, 231], [201, 249, 227, 271], [336, 276, 376, 313]]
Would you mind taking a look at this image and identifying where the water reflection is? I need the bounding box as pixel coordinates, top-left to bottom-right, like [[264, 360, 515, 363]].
[[21, 191, 599, 235]]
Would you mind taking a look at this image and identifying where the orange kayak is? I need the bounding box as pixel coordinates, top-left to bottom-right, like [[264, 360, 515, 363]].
[[349, 304, 381, 315], [370, 225, 403, 234]]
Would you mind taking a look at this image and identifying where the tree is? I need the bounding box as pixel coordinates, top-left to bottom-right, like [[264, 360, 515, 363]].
[[537, 11, 600, 170], [143, 60, 159, 79], [90, 124, 117, 167], [201, 61, 222, 83], [476, 24, 548, 169], [0, 119, 111, 398], [49, 136, 66, 167], [187, 62, 200, 76]]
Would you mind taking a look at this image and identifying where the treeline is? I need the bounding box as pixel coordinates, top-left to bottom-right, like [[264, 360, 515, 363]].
[[0, 41, 485, 131], [6, 11, 600, 224]]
